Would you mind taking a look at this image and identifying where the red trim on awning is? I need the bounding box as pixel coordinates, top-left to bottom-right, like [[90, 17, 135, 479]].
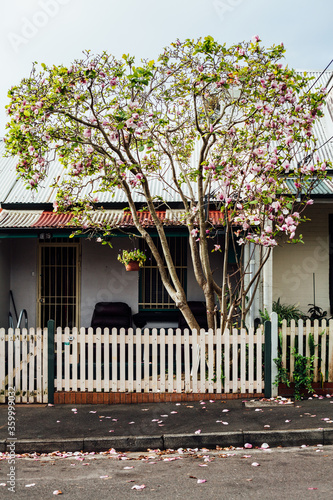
[[121, 211, 166, 226], [33, 212, 73, 228]]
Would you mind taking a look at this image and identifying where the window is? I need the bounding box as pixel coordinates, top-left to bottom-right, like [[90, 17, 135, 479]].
[[139, 236, 187, 310]]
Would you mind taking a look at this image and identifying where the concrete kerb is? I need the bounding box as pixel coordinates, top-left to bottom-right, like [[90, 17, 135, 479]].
[[3, 429, 330, 453], [6, 438, 84, 454], [163, 432, 244, 450], [242, 429, 325, 448], [323, 429, 333, 445], [83, 435, 164, 453]]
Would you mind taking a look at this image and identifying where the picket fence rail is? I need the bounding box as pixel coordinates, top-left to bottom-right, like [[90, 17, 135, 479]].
[[0, 326, 265, 403], [280, 319, 333, 383]]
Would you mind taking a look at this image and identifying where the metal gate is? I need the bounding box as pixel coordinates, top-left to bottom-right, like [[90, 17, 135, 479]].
[[38, 240, 80, 328]]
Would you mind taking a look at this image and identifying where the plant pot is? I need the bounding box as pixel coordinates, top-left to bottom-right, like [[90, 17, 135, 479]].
[[125, 261, 140, 272]]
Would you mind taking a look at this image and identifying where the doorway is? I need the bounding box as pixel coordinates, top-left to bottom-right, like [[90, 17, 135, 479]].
[[38, 239, 80, 328]]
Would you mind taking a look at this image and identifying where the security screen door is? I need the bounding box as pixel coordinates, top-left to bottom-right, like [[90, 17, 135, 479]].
[[38, 240, 80, 328]]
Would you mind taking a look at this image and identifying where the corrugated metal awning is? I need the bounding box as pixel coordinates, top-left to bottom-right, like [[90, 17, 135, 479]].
[[0, 209, 225, 230], [0, 209, 43, 228]]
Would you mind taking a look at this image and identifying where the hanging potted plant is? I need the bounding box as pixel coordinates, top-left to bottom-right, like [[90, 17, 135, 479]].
[[117, 249, 147, 271]]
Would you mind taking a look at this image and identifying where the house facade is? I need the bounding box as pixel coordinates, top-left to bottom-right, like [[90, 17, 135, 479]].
[[1, 70, 333, 329]]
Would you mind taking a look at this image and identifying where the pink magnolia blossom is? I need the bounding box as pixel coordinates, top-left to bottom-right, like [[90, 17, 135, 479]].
[[191, 228, 199, 238], [129, 101, 139, 109], [83, 129, 91, 138]]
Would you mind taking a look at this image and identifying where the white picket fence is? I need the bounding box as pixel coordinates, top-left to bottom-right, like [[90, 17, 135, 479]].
[[0, 326, 265, 402], [280, 319, 333, 382], [0, 328, 49, 403]]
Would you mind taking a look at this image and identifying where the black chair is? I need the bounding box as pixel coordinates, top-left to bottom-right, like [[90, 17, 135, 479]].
[[178, 301, 208, 331], [90, 302, 132, 330]]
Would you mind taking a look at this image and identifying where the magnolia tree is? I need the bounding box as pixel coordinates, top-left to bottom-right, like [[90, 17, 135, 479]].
[[5, 36, 329, 330]]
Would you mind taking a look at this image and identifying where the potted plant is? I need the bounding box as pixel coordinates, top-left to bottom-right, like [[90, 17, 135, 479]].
[[117, 249, 147, 271]]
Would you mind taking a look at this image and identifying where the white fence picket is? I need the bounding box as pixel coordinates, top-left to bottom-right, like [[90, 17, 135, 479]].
[[79, 328, 86, 392], [240, 328, 246, 393], [14, 329, 21, 403], [191, 330, 198, 393], [199, 330, 206, 393], [28, 329, 35, 403], [216, 328, 222, 394], [127, 328, 133, 393], [176, 328, 182, 393], [64, 327, 70, 392], [159, 329, 166, 393], [8, 329, 14, 398], [103, 329, 110, 393], [184, 329, 190, 393], [207, 329, 214, 393], [56, 327, 62, 392], [167, 329, 174, 393], [224, 329, 230, 393], [21, 329, 28, 403], [71, 327, 78, 392], [119, 328, 126, 392], [135, 329, 142, 393], [232, 329, 238, 394], [143, 329, 150, 393], [329, 320, 333, 382], [87, 328, 94, 392], [151, 329, 158, 393], [248, 327, 254, 394]]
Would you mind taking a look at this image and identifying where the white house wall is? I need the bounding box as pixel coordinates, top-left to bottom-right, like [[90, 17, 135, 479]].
[[273, 202, 332, 315], [80, 238, 139, 328], [9, 238, 37, 327], [0, 239, 10, 326]]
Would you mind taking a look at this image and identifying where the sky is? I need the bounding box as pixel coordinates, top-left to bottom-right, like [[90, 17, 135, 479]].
[[0, 0, 332, 136]]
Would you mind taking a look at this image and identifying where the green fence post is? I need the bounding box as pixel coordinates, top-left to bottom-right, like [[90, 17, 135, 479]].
[[47, 320, 55, 404], [264, 320, 271, 398], [271, 312, 279, 397]]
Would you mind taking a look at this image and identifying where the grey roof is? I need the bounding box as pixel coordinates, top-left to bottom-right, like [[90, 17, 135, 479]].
[[1, 70, 333, 205]]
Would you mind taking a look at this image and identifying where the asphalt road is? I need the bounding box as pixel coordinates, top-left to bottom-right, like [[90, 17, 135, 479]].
[[0, 445, 333, 499]]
